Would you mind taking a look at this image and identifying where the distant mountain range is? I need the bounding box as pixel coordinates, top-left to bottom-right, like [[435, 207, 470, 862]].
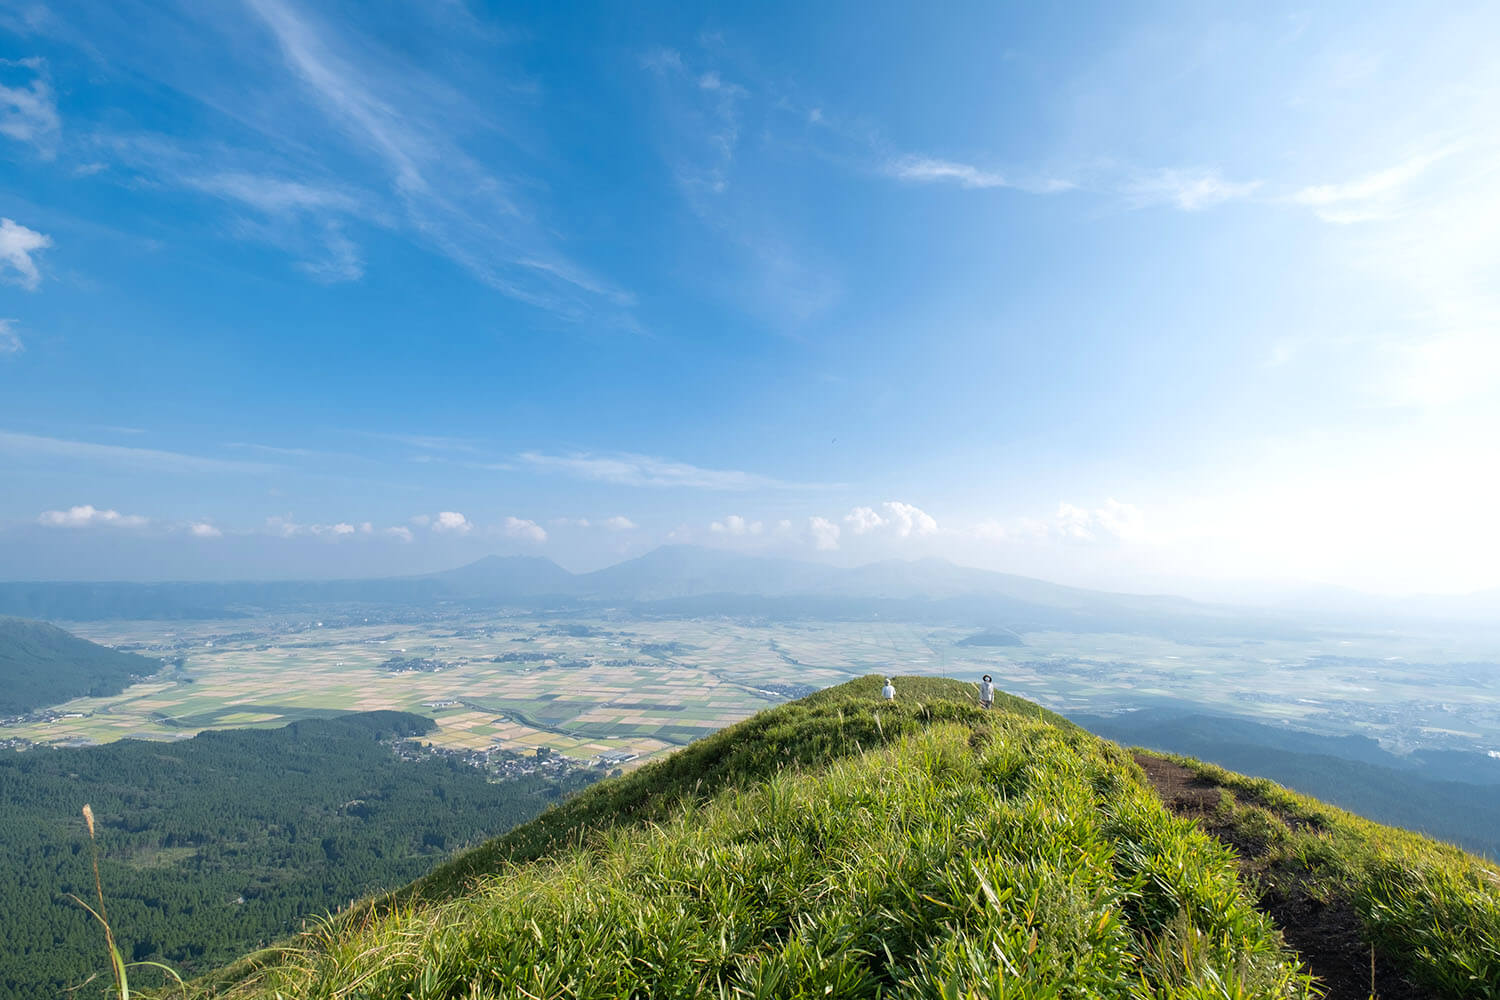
[[0, 545, 1315, 638]]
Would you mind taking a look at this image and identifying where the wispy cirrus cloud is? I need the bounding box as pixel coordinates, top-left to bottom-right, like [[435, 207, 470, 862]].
[[362, 431, 482, 454], [0, 430, 277, 474], [0, 319, 22, 355], [234, 0, 636, 319], [187, 170, 363, 215], [1286, 141, 1500, 409], [1291, 148, 1453, 224], [642, 46, 747, 197], [885, 156, 1073, 194], [0, 57, 59, 157], [0, 218, 52, 290], [887, 156, 1008, 189], [642, 45, 841, 329], [87, 129, 373, 281], [44, 0, 633, 317], [888, 153, 1263, 209], [1122, 167, 1261, 211], [652, 41, 1235, 222], [225, 440, 372, 464], [520, 450, 827, 491], [225, 441, 321, 458]]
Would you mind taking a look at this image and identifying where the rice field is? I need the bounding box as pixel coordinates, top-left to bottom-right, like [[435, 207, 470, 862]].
[[8, 612, 1498, 762]]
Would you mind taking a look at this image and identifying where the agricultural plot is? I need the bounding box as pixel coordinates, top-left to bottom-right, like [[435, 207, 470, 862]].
[[7, 612, 1498, 761]]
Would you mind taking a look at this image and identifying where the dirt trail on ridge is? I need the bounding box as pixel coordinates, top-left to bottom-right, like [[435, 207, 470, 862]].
[[1133, 752, 1433, 1000]]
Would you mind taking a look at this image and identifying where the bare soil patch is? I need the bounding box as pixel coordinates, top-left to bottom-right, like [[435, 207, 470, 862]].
[[1133, 753, 1433, 1000]]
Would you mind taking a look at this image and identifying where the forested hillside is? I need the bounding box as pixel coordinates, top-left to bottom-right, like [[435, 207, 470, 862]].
[[0, 711, 596, 1000], [0, 616, 160, 716]]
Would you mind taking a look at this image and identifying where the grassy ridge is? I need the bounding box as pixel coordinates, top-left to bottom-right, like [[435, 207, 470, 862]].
[[399, 675, 1064, 903], [1154, 753, 1500, 997], [198, 679, 1313, 999], [186, 677, 1500, 999]]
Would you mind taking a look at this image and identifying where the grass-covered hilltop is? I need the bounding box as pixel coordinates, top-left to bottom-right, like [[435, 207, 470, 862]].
[[166, 678, 1497, 999]]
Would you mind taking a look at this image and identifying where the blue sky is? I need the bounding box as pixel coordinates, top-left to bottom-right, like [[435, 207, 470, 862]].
[[2, 0, 1497, 594]]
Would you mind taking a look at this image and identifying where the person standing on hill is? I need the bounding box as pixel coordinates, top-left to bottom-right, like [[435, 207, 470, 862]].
[[881, 677, 896, 701], [978, 674, 994, 710]]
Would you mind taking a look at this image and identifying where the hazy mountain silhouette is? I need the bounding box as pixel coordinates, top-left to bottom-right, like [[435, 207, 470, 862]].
[[0, 545, 1315, 638]]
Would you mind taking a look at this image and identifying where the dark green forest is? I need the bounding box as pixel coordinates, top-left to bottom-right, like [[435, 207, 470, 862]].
[[0, 616, 160, 716], [0, 711, 596, 999]]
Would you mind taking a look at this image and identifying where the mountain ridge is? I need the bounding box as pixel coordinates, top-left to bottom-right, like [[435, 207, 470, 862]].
[[0, 545, 1296, 641], [193, 677, 1500, 1000]]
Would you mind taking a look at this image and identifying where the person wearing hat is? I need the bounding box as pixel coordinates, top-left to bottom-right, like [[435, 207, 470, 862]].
[[881, 677, 896, 701], [978, 674, 994, 709]]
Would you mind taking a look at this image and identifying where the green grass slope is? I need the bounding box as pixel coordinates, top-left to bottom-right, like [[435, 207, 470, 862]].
[[1139, 752, 1500, 998], [0, 616, 160, 716], [184, 677, 1498, 1000]]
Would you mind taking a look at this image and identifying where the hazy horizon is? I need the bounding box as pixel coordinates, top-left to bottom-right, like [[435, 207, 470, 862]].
[[5, 542, 1500, 621], [4, 2, 1498, 597]]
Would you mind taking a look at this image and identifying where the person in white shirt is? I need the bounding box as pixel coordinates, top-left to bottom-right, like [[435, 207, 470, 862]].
[[978, 674, 994, 709], [881, 678, 895, 701]]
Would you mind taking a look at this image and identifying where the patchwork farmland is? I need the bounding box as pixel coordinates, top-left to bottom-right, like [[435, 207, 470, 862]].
[[7, 612, 1496, 764]]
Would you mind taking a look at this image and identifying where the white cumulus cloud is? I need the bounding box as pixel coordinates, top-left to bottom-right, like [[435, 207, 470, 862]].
[[432, 511, 471, 534], [844, 506, 884, 534], [977, 500, 1146, 545], [385, 525, 414, 542], [38, 505, 148, 528], [843, 501, 939, 539], [1054, 499, 1146, 543], [710, 514, 763, 536], [188, 522, 222, 538], [808, 516, 841, 551], [503, 516, 547, 543], [967, 499, 1148, 547], [881, 501, 939, 538], [603, 515, 636, 531], [0, 217, 52, 290]]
